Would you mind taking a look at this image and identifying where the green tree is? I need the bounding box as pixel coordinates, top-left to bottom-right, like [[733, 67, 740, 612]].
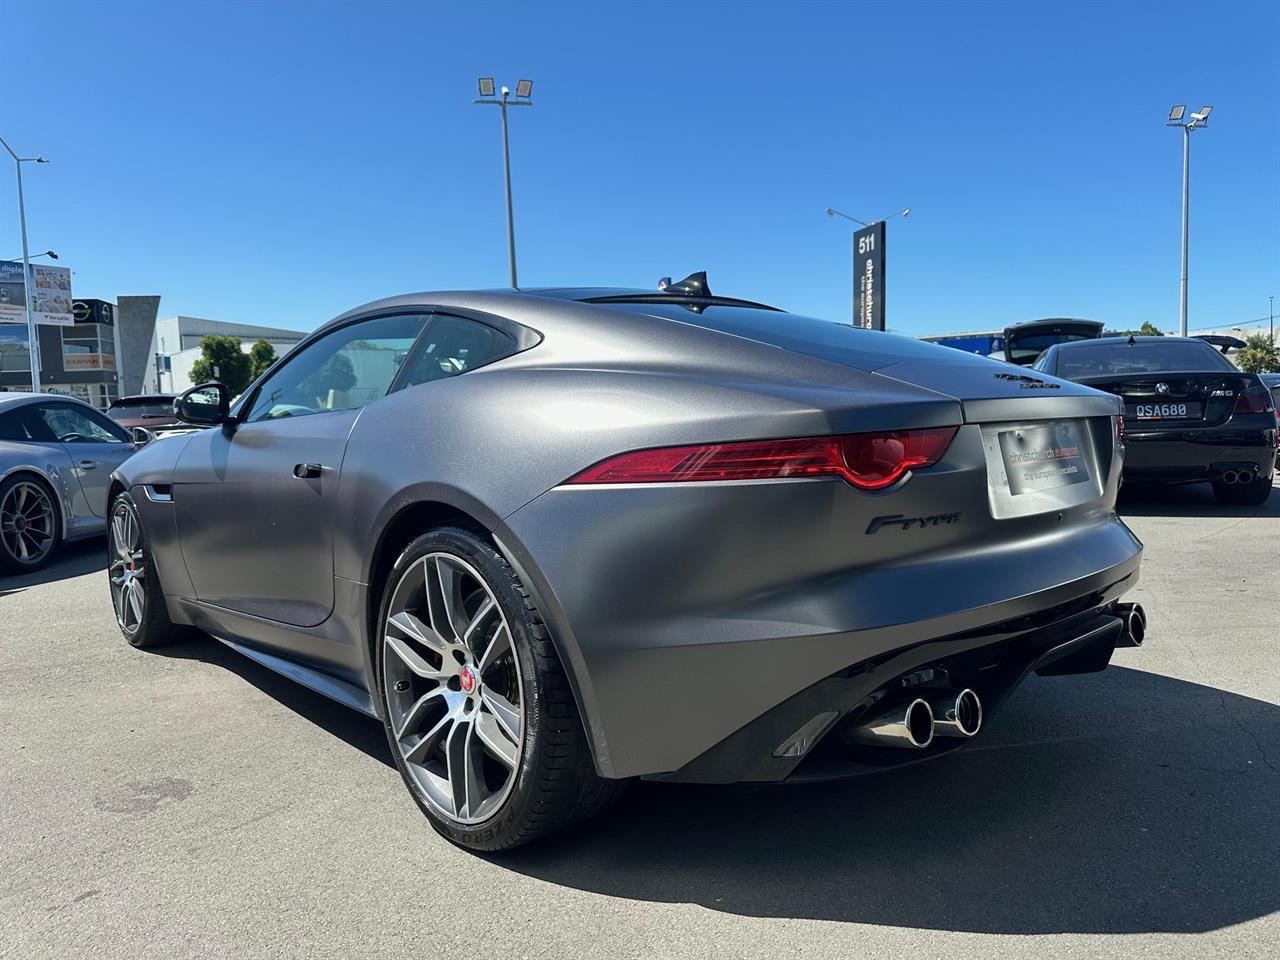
[[189, 334, 253, 396], [248, 338, 278, 380], [1235, 333, 1280, 374], [1103, 322, 1165, 337]]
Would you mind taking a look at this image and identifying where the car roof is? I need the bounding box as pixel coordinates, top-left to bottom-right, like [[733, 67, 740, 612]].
[[313, 287, 785, 339], [0, 392, 94, 410]]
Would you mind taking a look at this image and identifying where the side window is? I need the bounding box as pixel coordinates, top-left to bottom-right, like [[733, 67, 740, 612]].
[[397, 314, 516, 390], [245, 314, 429, 423], [37, 403, 129, 444], [0, 409, 52, 441]]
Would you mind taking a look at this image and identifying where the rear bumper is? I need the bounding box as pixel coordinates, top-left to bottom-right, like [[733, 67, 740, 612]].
[[653, 598, 1135, 784], [1122, 420, 1277, 483], [498, 458, 1142, 780]]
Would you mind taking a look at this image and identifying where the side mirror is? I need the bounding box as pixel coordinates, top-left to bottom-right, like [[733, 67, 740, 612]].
[[175, 382, 232, 426]]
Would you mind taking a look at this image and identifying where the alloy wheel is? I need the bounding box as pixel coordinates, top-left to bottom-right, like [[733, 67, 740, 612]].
[[382, 552, 524, 825], [0, 481, 56, 566], [109, 500, 146, 634]]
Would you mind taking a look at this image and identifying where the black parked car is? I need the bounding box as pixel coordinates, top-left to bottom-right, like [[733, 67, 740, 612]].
[[1033, 336, 1277, 504]]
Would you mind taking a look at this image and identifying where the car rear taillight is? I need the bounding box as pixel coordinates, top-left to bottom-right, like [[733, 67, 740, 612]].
[[567, 427, 958, 490], [1234, 381, 1275, 415], [1113, 414, 1125, 445]]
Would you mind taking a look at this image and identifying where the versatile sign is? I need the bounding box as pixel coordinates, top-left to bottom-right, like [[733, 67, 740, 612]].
[[0, 260, 74, 326], [852, 222, 886, 330]]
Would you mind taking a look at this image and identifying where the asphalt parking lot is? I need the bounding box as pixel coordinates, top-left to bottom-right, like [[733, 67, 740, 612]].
[[2, 483, 1277, 960]]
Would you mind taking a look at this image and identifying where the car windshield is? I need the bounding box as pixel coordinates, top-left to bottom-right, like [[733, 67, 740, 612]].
[[107, 402, 174, 420], [1055, 340, 1236, 377]]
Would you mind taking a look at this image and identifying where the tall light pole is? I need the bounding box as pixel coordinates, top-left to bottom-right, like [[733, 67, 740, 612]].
[[826, 207, 909, 329], [1166, 105, 1212, 337], [0, 135, 49, 393], [474, 77, 533, 290]]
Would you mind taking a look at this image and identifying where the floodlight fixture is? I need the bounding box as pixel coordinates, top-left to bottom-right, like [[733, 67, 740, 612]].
[[478, 77, 495, 98], [515, 79, 533, 99], [1168, 105, 1185, 122]]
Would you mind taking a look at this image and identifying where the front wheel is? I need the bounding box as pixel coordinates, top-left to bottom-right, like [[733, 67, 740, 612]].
[[375, 527, 624, 851], [1212, 473, 1274, 506], [108, 492, 189, 648], [0, 475, 59, 574]]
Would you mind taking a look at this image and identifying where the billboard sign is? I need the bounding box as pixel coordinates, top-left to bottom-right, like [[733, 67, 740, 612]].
[[0, 260, 74, 326], [0, 261, 24, 323], [852, 222, 886, 330]]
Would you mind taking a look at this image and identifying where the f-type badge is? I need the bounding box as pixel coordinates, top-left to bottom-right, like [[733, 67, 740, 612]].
[[866, 513, 963, 534]]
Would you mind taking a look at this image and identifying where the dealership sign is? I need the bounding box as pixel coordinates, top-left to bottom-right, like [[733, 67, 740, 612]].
[[852, 222, 886, 330], [0, 260, 74, 326]]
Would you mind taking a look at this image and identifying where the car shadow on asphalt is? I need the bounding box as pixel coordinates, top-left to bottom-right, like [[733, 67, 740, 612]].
[[492, 666, 1280, 935], [1117, 479, 1278, 518], [152, 634, 395, 769], [0, 536, 105, 597]]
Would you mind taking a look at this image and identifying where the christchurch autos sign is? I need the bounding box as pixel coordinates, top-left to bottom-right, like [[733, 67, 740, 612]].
[[0, 260, 74, 326], [851, 222, 886, 331]]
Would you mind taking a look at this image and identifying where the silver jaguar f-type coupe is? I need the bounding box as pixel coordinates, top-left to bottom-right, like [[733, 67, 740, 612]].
[[108, 274, 1146, 850]]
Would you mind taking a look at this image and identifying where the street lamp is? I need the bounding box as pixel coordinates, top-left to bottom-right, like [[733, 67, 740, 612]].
[[0, 136, 49, 393], [1167, 104, 1213, 337], [825, 207, 910, 228], [474, 77, 533, 289], [3, 249, 56, 261]]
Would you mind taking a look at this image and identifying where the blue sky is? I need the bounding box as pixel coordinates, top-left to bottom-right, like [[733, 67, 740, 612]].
[[4, 0, 1277, 336]]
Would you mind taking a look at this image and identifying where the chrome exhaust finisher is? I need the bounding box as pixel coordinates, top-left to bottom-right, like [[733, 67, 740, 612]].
[[929, 688, 983, 738], [848, 698, 935, 749], [1238, 470, 1254, 485], [1222, 470, 1239, 484], [1114, 602, 1147, 648]]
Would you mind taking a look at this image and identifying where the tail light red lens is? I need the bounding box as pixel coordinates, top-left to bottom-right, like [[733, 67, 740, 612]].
[[1234, 382, 1275, 415], [567, 426, 958, 490]]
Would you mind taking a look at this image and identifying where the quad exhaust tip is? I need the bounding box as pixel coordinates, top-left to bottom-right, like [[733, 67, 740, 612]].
[[1115, 602, 1147, 648], [1221, 469, 1255, 485], [930, 688, 983, 738], [849, 697, 935, 750]]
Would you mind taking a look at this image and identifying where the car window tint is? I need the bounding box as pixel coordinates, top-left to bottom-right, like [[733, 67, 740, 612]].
[[1056, 340, 1236, 378], [0, 408, 53, 441], [37, 403, 128, 443], [397, 314, 516, 389], [246, 314, 429, 423]]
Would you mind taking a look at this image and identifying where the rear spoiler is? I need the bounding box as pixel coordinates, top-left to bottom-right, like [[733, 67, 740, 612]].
[[1192, 334, 1247, 355]]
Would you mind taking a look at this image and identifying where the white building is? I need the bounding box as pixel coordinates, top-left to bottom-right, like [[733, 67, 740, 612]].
[[144, 316, 307, 394]]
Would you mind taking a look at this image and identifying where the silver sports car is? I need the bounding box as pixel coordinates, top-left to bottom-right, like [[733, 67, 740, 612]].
[[1, 392, 139, 573], [108, 275, 1146, 850]]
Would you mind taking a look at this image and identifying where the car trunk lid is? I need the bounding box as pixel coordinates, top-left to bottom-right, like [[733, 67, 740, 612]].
[[1075, 372, 1257, 428]]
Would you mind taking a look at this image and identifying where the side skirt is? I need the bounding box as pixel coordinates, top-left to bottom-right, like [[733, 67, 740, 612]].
[[213, 635, 378, 718]]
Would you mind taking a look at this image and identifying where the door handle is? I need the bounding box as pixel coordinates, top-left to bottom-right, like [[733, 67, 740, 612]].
[[292, 463, 324, 479], [78, 460, 98, 470]]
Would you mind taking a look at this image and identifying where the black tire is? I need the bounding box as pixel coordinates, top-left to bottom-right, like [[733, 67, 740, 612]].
[[1212, 473, 1274, 506], [0, 473, 60, 575], [107, 492, 191, 648], [375, 526, 625, 851]]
